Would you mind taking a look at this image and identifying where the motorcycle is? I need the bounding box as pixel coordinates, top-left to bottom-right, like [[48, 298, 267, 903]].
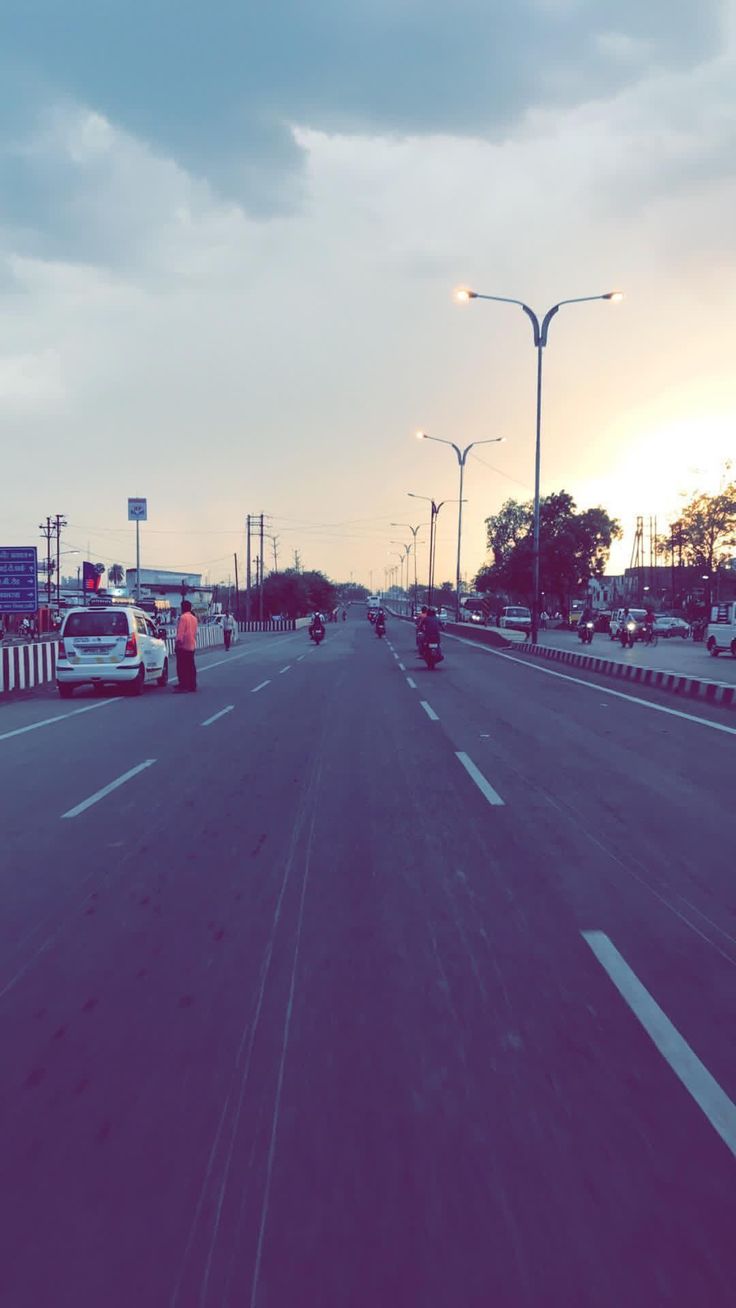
[[422, 639, 443, 670], [620, 621, 637, 649], [310, 627, 324, 645], [578, 620, 594, 646], [375, 620, 386, 638]]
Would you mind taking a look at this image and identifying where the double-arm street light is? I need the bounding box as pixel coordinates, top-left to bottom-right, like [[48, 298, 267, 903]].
[[391, 522, 423, 613], [391, 540, 413, 607], [417, 430, 505, 622], [408, 492, 464, 608], [456, 286, 622, 643]]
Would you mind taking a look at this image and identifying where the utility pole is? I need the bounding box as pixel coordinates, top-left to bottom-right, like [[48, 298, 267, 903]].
[[39, 517, 54, 609], [246, 515, 252, 622], [294, 549, 301, 573], [271, 534, 279, 572], [54, 513, 67, 609], [259, 513, 265, 623], [233, 552, 240, 620]]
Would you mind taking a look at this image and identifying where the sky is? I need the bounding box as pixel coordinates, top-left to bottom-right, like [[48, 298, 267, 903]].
[[1, 0, 735, 592]]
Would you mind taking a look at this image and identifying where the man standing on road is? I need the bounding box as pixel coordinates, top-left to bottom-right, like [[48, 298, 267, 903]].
[[223, 611, 236, 651], [174, 600, 198, 693]]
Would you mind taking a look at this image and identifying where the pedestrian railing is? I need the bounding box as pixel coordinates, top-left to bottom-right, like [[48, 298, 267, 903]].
[[1, 639, 59, 694]]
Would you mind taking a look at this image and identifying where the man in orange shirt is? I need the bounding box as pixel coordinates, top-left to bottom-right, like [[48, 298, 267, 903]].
[[173, 599, 198, 693]]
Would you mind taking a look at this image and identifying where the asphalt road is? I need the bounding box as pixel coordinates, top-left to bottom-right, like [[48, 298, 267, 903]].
[[0, 612, 734, 1307]]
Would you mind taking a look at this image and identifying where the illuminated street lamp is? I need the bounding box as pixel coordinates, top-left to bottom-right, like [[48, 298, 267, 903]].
[[456, 285, 623, 642], [417, 430, 505, 621]]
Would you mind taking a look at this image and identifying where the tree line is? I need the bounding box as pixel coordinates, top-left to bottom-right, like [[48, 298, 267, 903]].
[[474, 482, 736, 613]]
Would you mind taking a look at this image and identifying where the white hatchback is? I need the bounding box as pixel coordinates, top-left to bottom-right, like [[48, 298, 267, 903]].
[[56, 606, 169, 698]]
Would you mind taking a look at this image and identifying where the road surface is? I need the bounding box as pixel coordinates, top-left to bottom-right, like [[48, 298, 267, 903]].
[[0, 613, 734, 1307]]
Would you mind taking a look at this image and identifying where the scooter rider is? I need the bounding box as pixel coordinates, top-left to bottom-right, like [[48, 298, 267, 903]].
[[309, 612, 325, 640], [375, 608, 387, 636], [419, 606, 441, 653]]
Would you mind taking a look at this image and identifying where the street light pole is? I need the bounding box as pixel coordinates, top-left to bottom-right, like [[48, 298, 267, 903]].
[[417, 432, 504, 621], [456, 287, 622, 642], [408, 493, 463, 609], [391, 523, 422, 614]]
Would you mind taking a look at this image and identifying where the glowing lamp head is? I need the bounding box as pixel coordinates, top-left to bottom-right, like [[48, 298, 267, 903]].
[[604, 291, 624, 302], [455, 287, 475, 303], [416, 430, 428, 440]]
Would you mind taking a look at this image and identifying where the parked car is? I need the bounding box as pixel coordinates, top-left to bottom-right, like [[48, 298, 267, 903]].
[[56, 606, 169, 698], [609, 608, 647, 640], [705, 601, 736, 658], [499, 605, 532, 632], [653, 614, 690, 639]]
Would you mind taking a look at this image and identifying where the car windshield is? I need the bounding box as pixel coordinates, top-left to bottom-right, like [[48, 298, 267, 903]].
[[63, 612, 129, 637]]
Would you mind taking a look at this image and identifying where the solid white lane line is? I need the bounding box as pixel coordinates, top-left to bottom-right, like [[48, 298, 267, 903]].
[[252, 680, 271, 694], [420, 701, 439, 721], [0, 697, 119, 743], [447, 635, 736, 737], [61, 759, 156, 819], [398, 661, 406, 671], [201, 705, 235, 727], [455, 751, 505, 806], [279, 665, 291, 674], [582, 930, 736, 1159], [406, 676, 417, 689]]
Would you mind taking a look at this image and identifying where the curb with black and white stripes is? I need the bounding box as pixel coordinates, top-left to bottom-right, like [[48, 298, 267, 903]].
[[511, 641, 736, 710]]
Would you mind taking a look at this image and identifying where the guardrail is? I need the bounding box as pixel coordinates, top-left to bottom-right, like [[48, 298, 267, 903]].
[[0, 617, 305, 697]]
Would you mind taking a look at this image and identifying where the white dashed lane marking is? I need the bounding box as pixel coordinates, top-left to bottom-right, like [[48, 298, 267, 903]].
[[455, 751, 505, 806]]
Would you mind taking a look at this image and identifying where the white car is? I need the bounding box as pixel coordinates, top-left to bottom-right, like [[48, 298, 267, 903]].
[[56, 606, 169, 698], [499, 605, 532, 632]]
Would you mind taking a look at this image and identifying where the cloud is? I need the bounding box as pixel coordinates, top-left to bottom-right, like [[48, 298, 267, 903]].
[[0, 0, 726, 220]]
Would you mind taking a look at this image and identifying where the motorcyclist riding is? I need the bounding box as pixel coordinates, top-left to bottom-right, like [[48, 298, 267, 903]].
[[419, 607, 441, 650], [375, 608, 387, 636], [415, 605, 429, 649], [309, 612, 325, 639]]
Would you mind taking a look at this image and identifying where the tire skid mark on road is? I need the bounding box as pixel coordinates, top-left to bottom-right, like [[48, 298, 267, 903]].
[[540, 788, 736, 970], [174, 738, 327, 1308], [583, 930, 736, 1159]]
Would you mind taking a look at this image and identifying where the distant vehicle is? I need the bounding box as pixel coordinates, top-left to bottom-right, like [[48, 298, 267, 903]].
[[706, 602, 736, 657], [498, 605, 532, 632], [609, 608, 646, 640], [56, 606, 168, 698], [594, 610, 612, 633], [654, 614, 690, 639]]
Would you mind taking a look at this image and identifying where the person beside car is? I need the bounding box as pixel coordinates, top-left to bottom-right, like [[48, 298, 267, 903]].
[[174, 600, 198, 693]]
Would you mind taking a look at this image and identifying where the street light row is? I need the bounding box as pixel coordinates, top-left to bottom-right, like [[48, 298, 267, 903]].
[[384, 285, 623, 635]]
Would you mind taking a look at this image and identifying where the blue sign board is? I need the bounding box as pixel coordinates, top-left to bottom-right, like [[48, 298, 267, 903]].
[[0, 546, 39, 614]]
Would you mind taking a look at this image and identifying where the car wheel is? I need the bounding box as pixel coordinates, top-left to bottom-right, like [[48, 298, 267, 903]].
[[127, 665, 146, 695], [707, 638, 719, 657], [157, 658, 169, 687], [58, 683, 74, 700]]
